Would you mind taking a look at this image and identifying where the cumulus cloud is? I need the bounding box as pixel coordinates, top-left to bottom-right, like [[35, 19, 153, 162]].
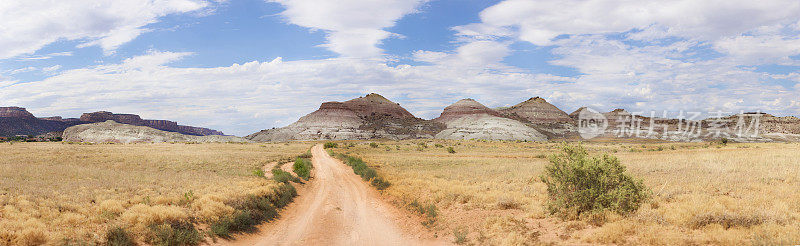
[[454, 0, 800, 65], [269, 0, 426, 58], [0, 0, 208, 59], [2, 50, 796, 136]]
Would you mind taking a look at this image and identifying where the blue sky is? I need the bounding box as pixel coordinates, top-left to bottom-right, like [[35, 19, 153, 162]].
[[1, 0, 799, 135]]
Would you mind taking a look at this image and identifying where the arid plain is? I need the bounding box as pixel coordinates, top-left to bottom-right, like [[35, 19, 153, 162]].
[[1, 140, 798, 245]]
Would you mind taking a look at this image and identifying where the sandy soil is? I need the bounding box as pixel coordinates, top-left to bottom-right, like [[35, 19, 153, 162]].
[[217, 145, 447, 246]]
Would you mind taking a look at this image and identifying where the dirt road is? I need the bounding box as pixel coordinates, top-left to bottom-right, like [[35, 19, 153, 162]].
[[224, 145, 444, 246]]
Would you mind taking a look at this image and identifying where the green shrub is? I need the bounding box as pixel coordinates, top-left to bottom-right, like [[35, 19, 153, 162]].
[[292, 158, 313, 180], [720, 138, 729, 145], [434, 143, 444, 148], [272, 168, 300, 183], [252, 169, 265, 177], [369, 142, 379, 148], [453, 227, 469, 244], [447, 147, 456, 154], [323, 142, 338, 148], [105, 227, 135, 246], [147, 221, 202, 246], [299, 151, 312, 159], [370, 176, 391, 190], [541, 144, 648, 219]]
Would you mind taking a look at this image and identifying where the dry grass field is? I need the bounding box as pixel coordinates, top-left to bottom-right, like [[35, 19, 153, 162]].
[[337, 140, 800, 245], [0, 142, 310, 245]]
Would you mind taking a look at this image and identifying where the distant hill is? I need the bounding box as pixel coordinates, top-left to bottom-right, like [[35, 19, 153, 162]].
[[248, 94, 800, 143], [0, 107, 224, 137], [63, 120, 247, 143], [247, 93, 444, 141]]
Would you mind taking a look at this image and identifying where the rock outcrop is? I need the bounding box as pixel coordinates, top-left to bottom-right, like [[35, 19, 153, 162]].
[[0, 107, 224, 137], [79, 111, 224, 136], [63, 121, 247, 143], [499, 97, 577, 138], [247, 93, 445, 142], [500, 97, 573, 124], [433, 99, 547, 141]]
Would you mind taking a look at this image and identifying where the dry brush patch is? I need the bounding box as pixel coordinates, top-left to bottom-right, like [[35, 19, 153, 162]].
[[342, 140, 800, 245], [0, 142, 309, 245]]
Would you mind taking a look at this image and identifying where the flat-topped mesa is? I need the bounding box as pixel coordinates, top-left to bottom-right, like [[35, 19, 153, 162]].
[[79, 111, 223, 136], [434, 98, 503, 122], [320, 93, 415, 119], [0, 107, 36, 119], [80, 111, 145, 125], [500, 97, 573, 124]]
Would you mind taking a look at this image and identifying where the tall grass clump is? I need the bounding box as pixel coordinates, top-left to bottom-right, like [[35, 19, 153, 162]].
[[292, 158, 313, 180], [323, 142, 338, 148], [541, 144, 648, 220]]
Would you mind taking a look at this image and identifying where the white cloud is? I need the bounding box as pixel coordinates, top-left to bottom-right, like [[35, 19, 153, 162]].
[[42, 65, 62, 73], [0, 0, 208, 59], [413, 41, 512, 69], [17, 52, 74, 61], [9, 67, 37, 75], [714, 35, 800, 65], [466, 0, 800, 45], [269, 0, 426, 58], [2, 50, 796, 136]]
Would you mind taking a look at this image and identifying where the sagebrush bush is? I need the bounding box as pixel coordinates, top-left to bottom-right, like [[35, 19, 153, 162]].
[[105, 227, 135, 246], [147, 220, 201, 246], [447, 147, 456, 154], [541, 144, 648, 219], [292, 158, 312, 180], [323, 142, 338, 148], [272, 168, 300, 183]]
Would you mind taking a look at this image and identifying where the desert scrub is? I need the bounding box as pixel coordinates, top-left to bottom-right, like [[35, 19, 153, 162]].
[[323, 142, 338, 148], [209, 183, 296, 238], [272, 168, 300, 183], [330, 152, 391, 190], [541, 144, 649, 220], [105, 227, 135, 246], [447, 146, 456, 154], [293, 157, 313, 180]]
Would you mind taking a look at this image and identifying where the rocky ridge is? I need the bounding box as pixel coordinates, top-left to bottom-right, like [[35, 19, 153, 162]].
[[249, 94, 800, 143], [433, 99, 547, 141]]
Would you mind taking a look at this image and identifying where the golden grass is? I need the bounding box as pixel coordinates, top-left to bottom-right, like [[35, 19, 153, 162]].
[[339, 140, 800, 245], [0, 142, 309, 245]]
